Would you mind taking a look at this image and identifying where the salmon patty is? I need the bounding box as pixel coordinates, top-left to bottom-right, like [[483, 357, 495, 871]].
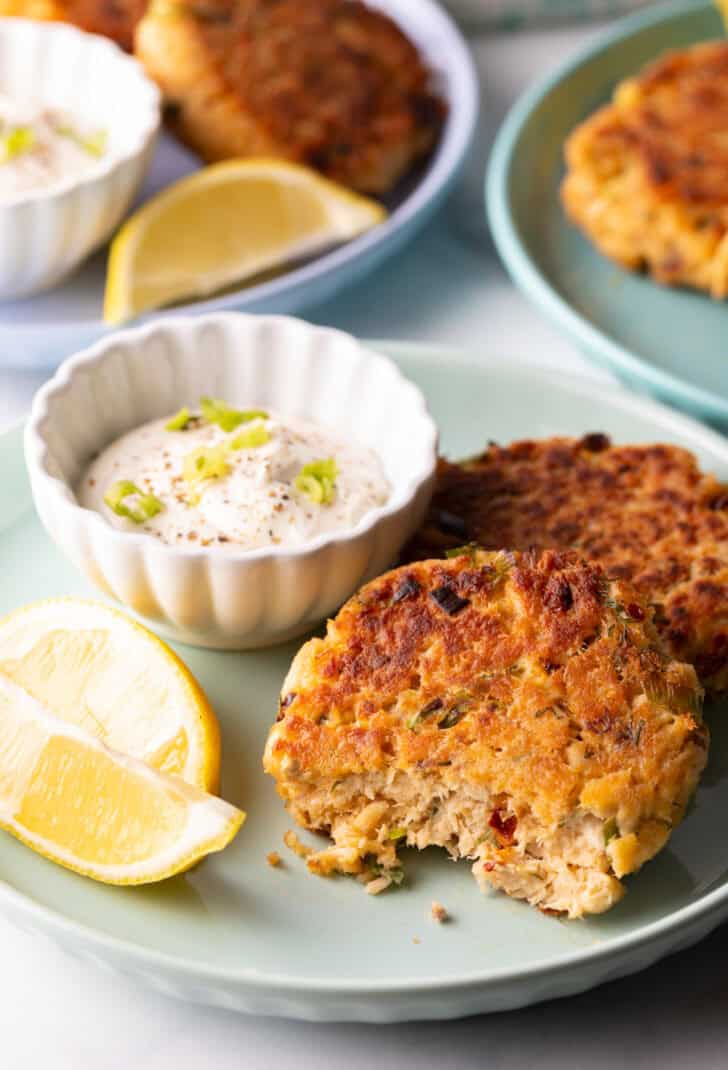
[[562, 42, 728, 298], [264, 549, 707, 918], [135, 0, 445, 193], [404, 436, 728, 693]]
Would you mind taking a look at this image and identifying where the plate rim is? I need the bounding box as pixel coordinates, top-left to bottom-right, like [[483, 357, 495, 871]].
[[0, 0, 479, 365], [484, 0, 728, 425], [3, 340, 728, 1001]]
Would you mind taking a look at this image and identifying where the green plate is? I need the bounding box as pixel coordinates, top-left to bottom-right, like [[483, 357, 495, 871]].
[[2, 344, 728, 1022], [486, 0, 728, 428]]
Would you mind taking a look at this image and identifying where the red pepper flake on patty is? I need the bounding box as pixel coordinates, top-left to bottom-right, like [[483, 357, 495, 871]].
[[489, 810, 518, 845]]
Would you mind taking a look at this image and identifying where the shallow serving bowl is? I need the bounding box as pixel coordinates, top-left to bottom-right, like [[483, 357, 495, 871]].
[[0, 18, 160, 299], [24, 313, 438, 649]]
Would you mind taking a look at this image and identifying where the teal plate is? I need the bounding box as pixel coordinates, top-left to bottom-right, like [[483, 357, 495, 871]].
[[486, 0, 728, 428], [2, 344, 728, 1022]]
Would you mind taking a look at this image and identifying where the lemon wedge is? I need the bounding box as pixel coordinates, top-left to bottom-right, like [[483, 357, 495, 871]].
[[0, 599, 220, 791], [0, 671, 243, 884], [104, 158, 387, 324]]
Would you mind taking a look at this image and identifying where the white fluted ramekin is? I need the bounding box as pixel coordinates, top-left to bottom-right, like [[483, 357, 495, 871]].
[[0, 18, 160, 299], [25, 314, 438, 649]]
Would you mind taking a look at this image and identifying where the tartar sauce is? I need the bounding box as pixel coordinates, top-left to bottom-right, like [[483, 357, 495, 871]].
[[78, 405, 390, 551], [0, 94, 107, 200]]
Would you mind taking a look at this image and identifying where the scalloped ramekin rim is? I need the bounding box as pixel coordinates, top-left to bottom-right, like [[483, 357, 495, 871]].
[[0, 18, 160, 209], [25, 313, 439, 565]]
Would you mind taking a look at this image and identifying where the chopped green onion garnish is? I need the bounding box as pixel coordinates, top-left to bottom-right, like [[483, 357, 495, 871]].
[[57, 123, 107, 157], [165, 406, 192, 431], [368, 863, 405, 887], [183, 443, 230, 488], [1, 126, 35, 162], [230, 424, 270, 450], [388, 828, 407, 841], [603, 817, 618, 845], [199, 397, 268, 432], [445, 543, 480, 561], [295, 473, 324, 503], [438, 706, 467, 730], [80, 130, 107, 157], [294, 458, 338, 505], [103, 480, 163, 524], [302, 458, 338, 480], [408, 697, 443, 730]]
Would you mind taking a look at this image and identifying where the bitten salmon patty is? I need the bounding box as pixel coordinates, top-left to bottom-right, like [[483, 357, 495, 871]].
[[404, 436, 728, 693], [135, 0, 446, 194], [264, 550, 707, 918], [561, 42, 728, 298]]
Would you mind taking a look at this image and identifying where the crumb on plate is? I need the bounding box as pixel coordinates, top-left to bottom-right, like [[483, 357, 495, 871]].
[[365, 875, 392, 896], [430, 900, 449, 923], [283, 829, 313, 859]]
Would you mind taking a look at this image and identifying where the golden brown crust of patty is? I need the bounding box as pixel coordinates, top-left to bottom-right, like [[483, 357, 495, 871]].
[[0, 0, 146, 50], [561, 42, 728, 297], [403, 436, 728, 692], [266, 550, 705, 841], [135, 0, 445, 193]]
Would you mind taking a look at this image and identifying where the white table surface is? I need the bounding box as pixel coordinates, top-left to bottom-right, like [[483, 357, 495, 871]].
[[2, 19, 727, 1069]]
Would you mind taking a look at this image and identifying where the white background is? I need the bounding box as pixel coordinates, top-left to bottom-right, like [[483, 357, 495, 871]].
[[2, 20, 726, 1069]]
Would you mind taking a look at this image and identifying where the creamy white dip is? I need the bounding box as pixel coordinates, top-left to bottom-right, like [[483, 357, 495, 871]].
[[0, 94, 107, 201], [78, 408, 390, 551]]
